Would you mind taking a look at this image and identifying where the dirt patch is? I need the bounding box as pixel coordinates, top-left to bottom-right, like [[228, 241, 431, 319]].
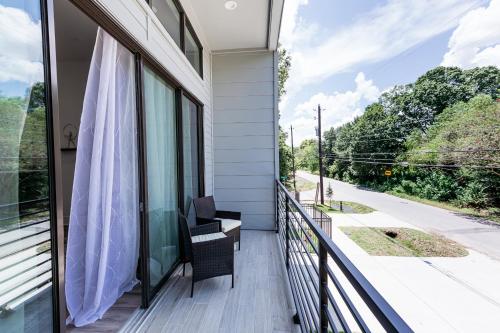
[[340, 227, 468, 257]]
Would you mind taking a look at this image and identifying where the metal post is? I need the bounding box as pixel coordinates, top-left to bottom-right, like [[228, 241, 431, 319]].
[[285, 195, 290, 268], [319, 243, 328, 333], [317, 104, 325, 205]]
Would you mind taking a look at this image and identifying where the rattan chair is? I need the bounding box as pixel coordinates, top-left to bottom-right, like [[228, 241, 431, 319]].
[[178, 211, 234, 297], [192, 196, 241, 250]]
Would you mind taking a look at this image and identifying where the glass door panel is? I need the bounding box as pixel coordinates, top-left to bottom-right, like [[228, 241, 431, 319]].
[[181, 96, 199, 225], [143, 66, 179, 292], [0, 1, 54, 332]]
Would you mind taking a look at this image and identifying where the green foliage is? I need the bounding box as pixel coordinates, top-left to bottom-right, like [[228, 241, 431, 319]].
[[278, 47, 293, 179], [278, 47, 291, 100], [0, 83, 49, 219], [296, 139, 319, 173], [279, 127, 293, 179], [302, 66, 500, 214]]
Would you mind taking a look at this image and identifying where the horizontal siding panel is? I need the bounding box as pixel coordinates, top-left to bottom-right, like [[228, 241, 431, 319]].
[[213, 109, 274, 123], [214, 135, 274, 149], [212, 52, 276, 230], [215, 201, 275, 215], [213, 67, 273, 84], [214, 122, 273, 136], [214, 175, 274, 189], [213, 53, 273, 70], [214, 95, 273, 110], [214, 161, 275, 176], [214, 82, 273, 97], [239, 214, 275, 230], [215, 189, 274, 202], [214, 149, 274, 163]]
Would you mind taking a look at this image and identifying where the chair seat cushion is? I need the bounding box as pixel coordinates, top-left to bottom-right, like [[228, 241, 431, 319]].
[[219, 219, 241, 233], [192, 232, 226, 243]]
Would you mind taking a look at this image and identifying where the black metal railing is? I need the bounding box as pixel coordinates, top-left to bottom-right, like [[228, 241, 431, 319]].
[[276, 180, 413, 333], [301, 203, 332, 238]]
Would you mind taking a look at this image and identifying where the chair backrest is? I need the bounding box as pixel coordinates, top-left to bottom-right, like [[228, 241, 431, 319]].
[[192, 196, 217, 220], [178, 211, 193, 261]]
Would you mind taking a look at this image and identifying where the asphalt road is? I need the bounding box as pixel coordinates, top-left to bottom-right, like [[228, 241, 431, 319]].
[[297, 170, 500, 260]]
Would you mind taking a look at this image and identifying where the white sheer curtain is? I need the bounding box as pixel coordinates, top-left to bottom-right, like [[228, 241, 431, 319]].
[[65, 28, 139, 327]]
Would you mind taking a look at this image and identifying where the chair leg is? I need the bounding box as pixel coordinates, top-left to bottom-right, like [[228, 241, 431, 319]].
[[238, 239, 241, 251], [182, 262, 186, 276], [191, 278, 194, 298], [231, 272, 234, 288]]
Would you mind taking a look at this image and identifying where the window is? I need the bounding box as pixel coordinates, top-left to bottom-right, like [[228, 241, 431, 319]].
[[148, 0, 203, 77], [184, 22, 202, 75], [0, 1, 54, 332], [150, 0, 181, 47]]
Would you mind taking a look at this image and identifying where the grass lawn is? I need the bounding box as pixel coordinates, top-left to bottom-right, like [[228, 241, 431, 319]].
[[316, 201, 375, 214], [387, 191, 500, 224], [291, 176, 317, 192], [340, 227, 468, 257]]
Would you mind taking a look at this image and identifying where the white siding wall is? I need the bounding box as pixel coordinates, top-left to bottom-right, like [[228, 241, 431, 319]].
[[91, 0, 215, 194], [213, 52, 277, 230]]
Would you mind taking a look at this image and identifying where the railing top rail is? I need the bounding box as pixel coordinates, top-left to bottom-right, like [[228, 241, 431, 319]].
[[276, 180, 413, 333]]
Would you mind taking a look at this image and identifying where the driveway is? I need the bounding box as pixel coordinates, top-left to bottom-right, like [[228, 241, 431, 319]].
[[296, 170, 500, 260]]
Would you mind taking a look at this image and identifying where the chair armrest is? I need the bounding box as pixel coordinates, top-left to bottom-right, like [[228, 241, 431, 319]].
[[215, 210, 241, 220], [196, 217, 222, 226], [190, 222, 221, 236], [192, 236, 234, 263]]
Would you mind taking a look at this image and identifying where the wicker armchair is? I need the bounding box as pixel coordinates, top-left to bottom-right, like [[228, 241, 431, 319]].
[[178, 211, 234, 297], [192, 196, 241, 250]]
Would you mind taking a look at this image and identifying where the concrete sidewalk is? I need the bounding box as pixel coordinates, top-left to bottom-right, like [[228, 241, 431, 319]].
[[325, 210, 500, 332]]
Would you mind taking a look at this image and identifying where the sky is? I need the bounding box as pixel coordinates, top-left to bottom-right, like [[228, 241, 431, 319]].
[[279, 0, 500, 145], [0, 2, 44, 98]]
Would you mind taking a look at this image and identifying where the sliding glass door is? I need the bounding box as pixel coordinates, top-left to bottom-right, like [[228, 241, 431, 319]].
[[142, 66, 180, 296], [181, 95, 202, 224], [0, 1, 55, 332]]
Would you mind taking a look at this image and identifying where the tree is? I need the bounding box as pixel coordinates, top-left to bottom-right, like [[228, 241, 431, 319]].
[[278, 47, 293, 179], [326, 183, 333, 207], [278, 48, 291, 99], [279, 127, 293, 179], [296, 139, 319, 173]]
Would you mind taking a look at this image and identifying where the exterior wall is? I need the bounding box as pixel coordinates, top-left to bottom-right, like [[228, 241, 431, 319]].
[[90, 0, 215, 194], [212, 51, 278, 230]]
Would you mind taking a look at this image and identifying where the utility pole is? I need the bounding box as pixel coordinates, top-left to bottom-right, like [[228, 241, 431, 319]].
[[290, 125, 297, 193], [316, 104, 325, 205]]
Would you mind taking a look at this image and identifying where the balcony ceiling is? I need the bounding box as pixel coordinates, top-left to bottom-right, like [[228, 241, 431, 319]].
[[188, 0, 283, 51]]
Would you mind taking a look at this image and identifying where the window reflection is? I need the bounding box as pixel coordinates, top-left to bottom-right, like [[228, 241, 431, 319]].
[[151, 0, 181, 47], [185, 27, 201, 75], [0, 1, 53, 332]]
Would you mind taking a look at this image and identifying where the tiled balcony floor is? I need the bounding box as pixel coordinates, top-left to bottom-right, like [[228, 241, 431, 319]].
[[122, 230, 297, 333]]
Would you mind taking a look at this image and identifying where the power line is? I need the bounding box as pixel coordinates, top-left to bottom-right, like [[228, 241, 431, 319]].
[[330, 157, 500, 170]]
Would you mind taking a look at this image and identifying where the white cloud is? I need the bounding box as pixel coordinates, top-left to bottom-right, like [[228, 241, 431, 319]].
[[282, 0, 482, 101], [0, 5, 43, 84], [441, 0, 500, 68], [284, 72, 380, 145], [279, 0, 310, 50]]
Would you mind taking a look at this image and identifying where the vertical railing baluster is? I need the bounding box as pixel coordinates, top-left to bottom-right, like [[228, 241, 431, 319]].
[[285, 195, 290, 268], [319, 243, 328, 333], [276, 181, 279, 233]]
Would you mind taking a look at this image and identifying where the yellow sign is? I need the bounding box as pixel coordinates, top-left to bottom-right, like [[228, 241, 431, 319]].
[[384, 170, 392, 176]]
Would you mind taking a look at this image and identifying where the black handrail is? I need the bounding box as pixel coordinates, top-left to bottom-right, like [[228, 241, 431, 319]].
[[276, 180, 413, 333]]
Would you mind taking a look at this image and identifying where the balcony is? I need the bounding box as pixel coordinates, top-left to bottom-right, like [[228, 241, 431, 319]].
[[88, 180, 408, 333], [120, 230, 297, 333]]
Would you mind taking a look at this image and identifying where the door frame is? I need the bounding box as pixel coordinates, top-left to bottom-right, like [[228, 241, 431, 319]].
[[41, 0, 65, 331], [43, 0, 207, 326]]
